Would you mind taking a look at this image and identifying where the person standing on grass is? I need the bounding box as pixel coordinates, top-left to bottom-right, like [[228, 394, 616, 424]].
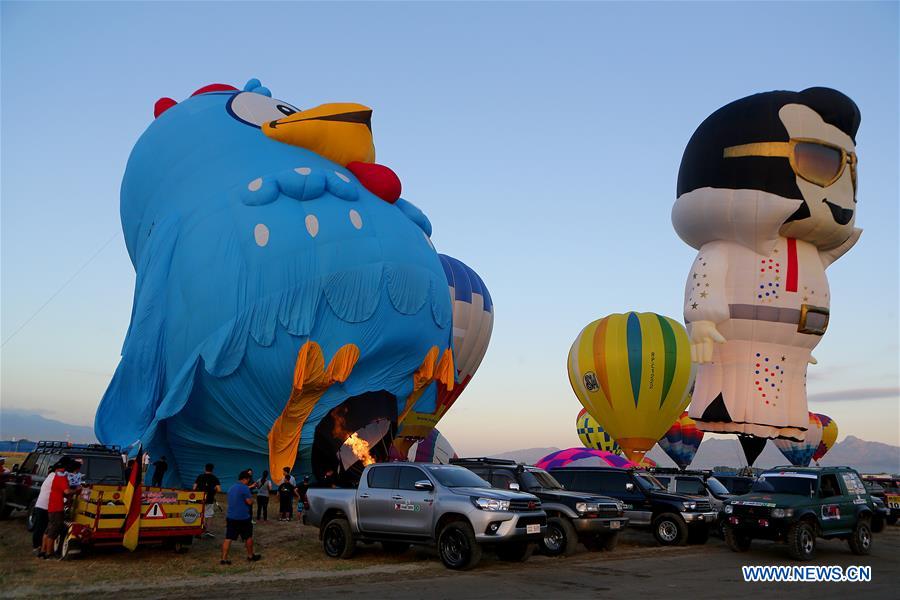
[[255, 470, 272, 521], [277, 470, 299, 521], [220, 470, 261, 565], [32, 460, 60, 554], [193, 463, 221, 537], [151, 456, 168, 487], [40, 459, 74, 559]]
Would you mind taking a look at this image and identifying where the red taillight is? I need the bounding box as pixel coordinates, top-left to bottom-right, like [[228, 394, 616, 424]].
[[112, 493, 120, 500], [189, 493, 196, 500], [758, 519, 769, 527], [728, 516, 739, 525]]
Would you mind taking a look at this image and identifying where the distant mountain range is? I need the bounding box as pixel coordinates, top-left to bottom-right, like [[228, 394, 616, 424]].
[[488, 436, 899, 474], [0, 409, 96, 444], [3, 409, 897, 475]]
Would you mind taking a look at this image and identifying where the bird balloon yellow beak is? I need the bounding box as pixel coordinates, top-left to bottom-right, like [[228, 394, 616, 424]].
[[262, 102, 376, 166]]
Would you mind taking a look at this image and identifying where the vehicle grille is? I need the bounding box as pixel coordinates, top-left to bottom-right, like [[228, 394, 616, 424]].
[[516, 515, 546, 528], [733, 504, 771, 518], [509, 499, 542, 512], [597, 504, 620, 517], [694, 500, 712, 512]]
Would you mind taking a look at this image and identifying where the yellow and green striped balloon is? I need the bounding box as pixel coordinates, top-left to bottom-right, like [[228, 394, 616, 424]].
[[567, 312, 695, 464]]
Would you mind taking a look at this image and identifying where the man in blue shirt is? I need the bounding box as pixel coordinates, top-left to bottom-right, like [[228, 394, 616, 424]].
[[220, 470, 261, 564]]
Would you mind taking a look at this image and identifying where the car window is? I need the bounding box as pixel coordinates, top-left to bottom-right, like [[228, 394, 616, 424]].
[[819, 474, 842, 498], [367, 466, 399, 489], [706, 477, 731, 496], [577, 471, 629, 494], [20, 453, 38, 474], [551, 470, 575, 488], [424, 465, 490, 488], [491, 471, 518, 490], [397, 466, 427, 491], [655, 476, 671, 486], [467, 468, 491, 481], [86, 457, 124, 483], [675, 477, 706, 495]]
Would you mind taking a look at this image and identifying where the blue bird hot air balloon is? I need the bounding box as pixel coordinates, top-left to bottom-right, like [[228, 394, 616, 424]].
[[94, 79, 468, 487]]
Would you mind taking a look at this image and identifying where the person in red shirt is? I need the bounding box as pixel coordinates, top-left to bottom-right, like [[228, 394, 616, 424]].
[[40, 459, 75, 558]]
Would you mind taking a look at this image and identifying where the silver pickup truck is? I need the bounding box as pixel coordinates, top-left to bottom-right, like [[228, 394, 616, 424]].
[[305, 462, 547, 569]]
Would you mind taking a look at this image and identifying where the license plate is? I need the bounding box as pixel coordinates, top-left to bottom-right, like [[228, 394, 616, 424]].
[[610, 520, 621, 530], [526, 524, 540, 534]]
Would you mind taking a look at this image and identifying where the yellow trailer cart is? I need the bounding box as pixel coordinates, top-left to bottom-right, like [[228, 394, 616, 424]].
[[60, 485, 205, 558]]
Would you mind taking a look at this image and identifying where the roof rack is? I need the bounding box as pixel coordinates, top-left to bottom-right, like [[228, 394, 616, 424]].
[[450, 457, 518, 466], [35, 441, 121, 453]]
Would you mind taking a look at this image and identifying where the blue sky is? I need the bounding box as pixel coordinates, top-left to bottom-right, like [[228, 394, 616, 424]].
[[2, 1, 898, 454]]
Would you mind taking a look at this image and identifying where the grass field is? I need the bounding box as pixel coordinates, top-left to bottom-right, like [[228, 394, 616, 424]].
[[0, 495, 438, 598], [1, 453, 30, 468]]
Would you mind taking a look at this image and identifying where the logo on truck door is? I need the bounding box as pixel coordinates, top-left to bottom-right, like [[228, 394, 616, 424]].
[[394, 502, 421, 512]]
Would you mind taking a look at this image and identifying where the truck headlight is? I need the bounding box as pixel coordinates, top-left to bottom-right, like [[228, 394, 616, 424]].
[[576, 502, 600, 514], [682, 501, 697, 511], [771, 508, 793, 518], [472, 497, 510, 512], [724, 504, 733, 514]]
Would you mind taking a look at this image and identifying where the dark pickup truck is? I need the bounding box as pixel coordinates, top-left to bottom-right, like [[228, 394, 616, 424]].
[[549, 466, 716, 545], [452, 457, 627, 555], [0, 441, 125, 529]]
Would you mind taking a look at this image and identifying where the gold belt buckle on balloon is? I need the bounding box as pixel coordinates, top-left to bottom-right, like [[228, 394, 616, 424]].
[[798, 304, 829, 335]]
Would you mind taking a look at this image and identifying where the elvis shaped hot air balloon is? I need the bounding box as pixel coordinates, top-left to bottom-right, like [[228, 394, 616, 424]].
[[94, 79, 491, 486], [673, 88, 861, 449]]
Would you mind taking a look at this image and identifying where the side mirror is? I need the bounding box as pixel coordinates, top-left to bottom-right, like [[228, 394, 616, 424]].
[[508, 482, 520, 491], [625, 482, 635, 492], [414, 480, 434, 492]]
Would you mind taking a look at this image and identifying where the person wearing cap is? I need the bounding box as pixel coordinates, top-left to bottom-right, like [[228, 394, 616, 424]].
[[32, 460, 61, 555], [220, 470, 261, 565], [40, 459, 76, 559]]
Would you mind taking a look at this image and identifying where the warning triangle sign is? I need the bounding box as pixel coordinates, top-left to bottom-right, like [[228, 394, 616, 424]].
[[144, 503, 167, 519]]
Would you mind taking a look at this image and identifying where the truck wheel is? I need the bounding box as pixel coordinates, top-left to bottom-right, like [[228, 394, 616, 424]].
[[381, 541, 410, 554], [687, 525, 710, 544], [848, 518, 872, 555], [786, 521, 816, 560], [496, 542, 534, 562], [25, 501, 37, 532], [438, 521, 481, 570], [584, 532, 618, 551], [540, 517, 577, 556], [652, 513, 688, 546], [723, 524, 751, 552], [322, 517, 355, 559]]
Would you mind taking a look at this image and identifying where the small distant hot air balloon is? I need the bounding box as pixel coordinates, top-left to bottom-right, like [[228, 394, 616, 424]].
[[568, 312, 695, 464], [657, 411, 704, 470], [407, 428, 458, 464], [394, 254, 493, 451], [576, 408, 620, 453], [535, 448, 638, 470], [774, 413, 823, 467], [812, 413, 838, 463]]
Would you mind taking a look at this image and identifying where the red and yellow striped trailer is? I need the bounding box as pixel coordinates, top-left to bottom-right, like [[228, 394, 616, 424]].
[[60, 485, 205, 558]]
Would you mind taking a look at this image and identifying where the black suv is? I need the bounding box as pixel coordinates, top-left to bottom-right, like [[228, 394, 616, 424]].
[[0, 441, 124, 529], [549, 467, 717, 545], [452, 458, 628, 556]]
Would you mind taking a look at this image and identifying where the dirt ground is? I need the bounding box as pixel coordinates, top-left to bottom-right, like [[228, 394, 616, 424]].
[[1, 503, 897, 599]]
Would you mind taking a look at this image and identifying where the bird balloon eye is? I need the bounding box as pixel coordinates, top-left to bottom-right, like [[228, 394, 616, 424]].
[[226, 92, 301, 128]]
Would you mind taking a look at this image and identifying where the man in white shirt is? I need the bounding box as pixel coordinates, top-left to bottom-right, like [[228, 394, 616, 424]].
[[32, 460, 64, 554]]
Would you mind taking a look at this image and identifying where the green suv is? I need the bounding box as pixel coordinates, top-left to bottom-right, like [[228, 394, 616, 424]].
[[722, 466, 877, 560]]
